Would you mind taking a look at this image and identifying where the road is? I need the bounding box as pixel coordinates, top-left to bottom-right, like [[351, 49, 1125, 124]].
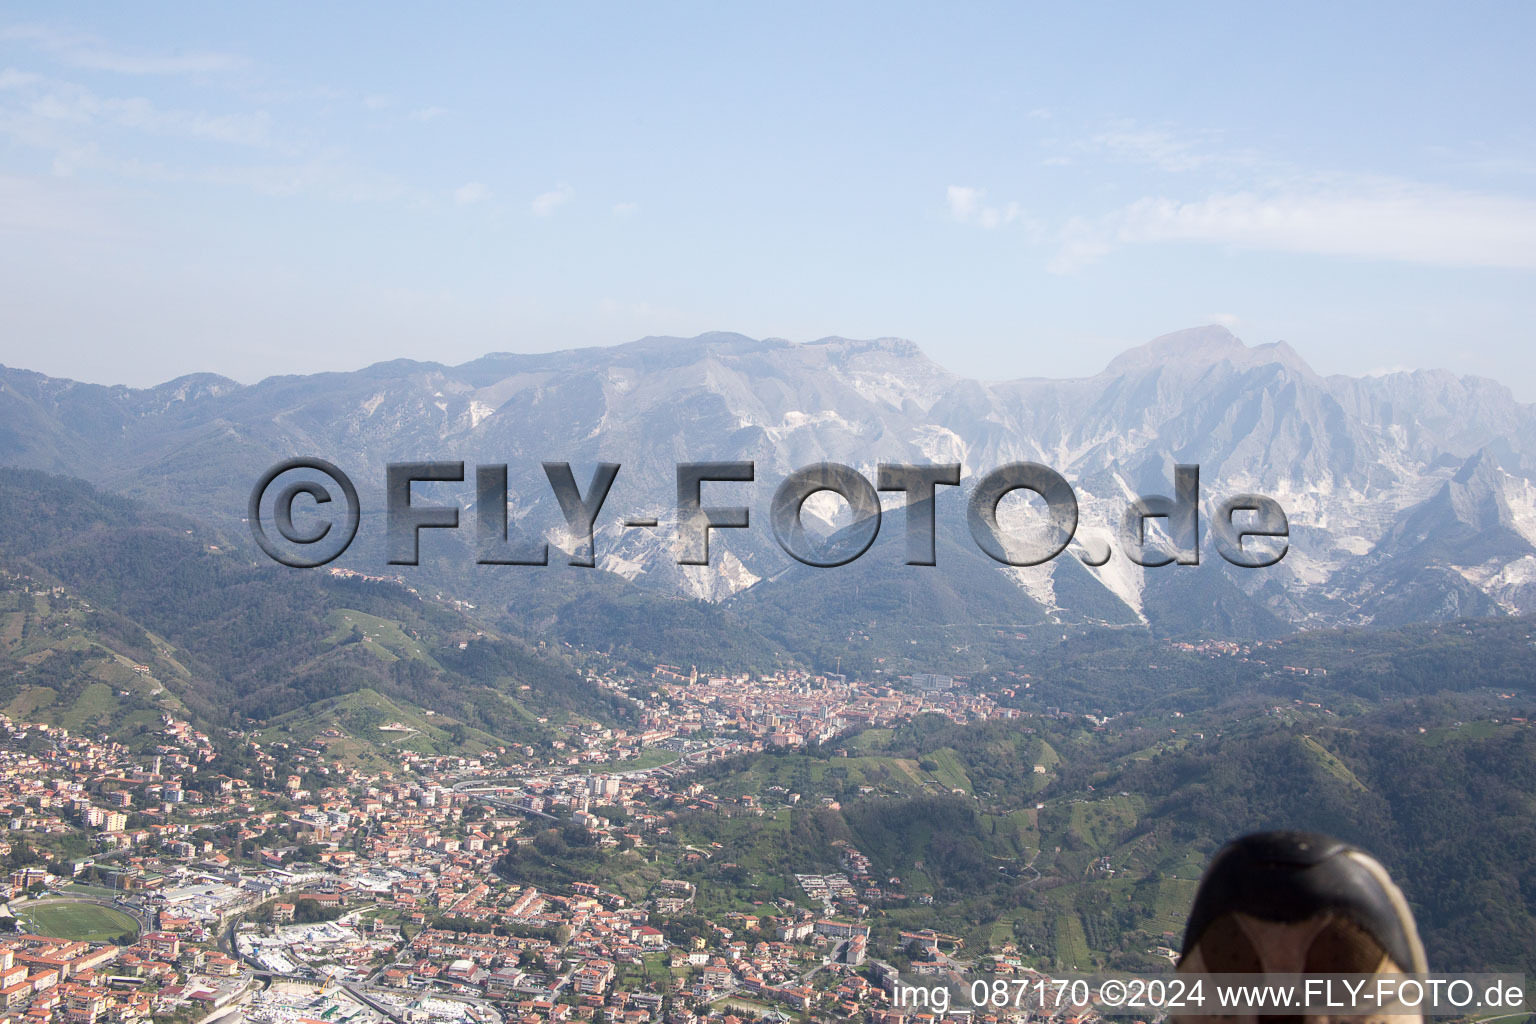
[[448, 740, 729, 798]]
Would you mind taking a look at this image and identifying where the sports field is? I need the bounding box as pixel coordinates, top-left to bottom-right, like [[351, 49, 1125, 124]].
[[13, 901, 139, 942]]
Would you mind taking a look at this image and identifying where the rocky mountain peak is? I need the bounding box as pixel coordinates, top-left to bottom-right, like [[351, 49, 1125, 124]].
[[805, 336, 927, 360], [1101, 325, 1315, 379]]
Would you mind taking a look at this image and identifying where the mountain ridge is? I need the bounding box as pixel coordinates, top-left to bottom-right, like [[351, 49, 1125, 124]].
[[11, 325, 1519, 397], [5, 326, 1536, 642]]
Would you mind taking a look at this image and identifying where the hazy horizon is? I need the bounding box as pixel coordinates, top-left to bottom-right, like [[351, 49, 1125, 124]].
[[2, 324, 1526, 399]]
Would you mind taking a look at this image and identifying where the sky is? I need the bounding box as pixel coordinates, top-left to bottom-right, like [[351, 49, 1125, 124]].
[[2, 4, 1535, 395]]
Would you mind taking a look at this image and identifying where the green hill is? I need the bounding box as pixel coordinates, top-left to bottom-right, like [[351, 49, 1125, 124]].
[[0, 468, 630, 754], [0, 569, 196, 745], [252, 687, 514, 767]]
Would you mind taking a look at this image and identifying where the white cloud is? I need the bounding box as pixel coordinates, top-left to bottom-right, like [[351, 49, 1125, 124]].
[[454, 181, 491, 206], [70, 48, 245, 75], [0, 69, 43, 89], [204, 159, 405, 202], [611, 201, 638, 218], [1050, 180, 1536, 273], [0, 69, 413, 203], [3, 25, 248, 75], [1205, 313, 1242, 329], [37, 144, 406, 203], [1034, 119, 1265, 184], [0, 73, 272, 148], [95, 95, 272, 147], [1089, 126, 1215, 173], [531, 182, 573, 216], [946, 185, 1023, 229], [409, 106, 449, 122]]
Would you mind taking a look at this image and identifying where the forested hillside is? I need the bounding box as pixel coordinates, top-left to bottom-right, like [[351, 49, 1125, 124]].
[[0, 469, 630, 755]]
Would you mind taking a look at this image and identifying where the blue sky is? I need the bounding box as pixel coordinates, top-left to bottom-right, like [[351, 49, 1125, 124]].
[[2, 4, 1535, 394]]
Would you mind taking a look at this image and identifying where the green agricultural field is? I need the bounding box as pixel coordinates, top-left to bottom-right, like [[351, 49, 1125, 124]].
[[323, 608, 442, 667], [57, 682, 117, 730], [922, 747, 973, 793], [846, 728, 893, 753], [1054, 912, 1092, 971], [1147, 877, 1200, 938], [1066, 793, 1142, 852], [15, 901, 139, 942], [4, 685, 57, 719]]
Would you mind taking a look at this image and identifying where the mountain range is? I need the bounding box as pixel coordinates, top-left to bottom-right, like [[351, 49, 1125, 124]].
[[5, 325, 1536, 653]]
